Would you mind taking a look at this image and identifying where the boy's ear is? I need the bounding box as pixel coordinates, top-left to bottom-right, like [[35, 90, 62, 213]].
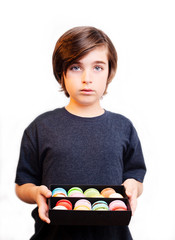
[[61, 74, 65, 86], [62, 72, 67, 80]]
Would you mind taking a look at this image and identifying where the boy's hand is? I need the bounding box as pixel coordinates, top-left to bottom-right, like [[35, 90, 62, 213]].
[[122, 178, 143, 216], [15, 183, 52, 224], [35, 185, 52, 224]]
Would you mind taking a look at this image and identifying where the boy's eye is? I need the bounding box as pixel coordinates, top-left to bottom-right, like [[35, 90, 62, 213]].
[[94, 66, 103, 71], [70, 66, 81, 71]]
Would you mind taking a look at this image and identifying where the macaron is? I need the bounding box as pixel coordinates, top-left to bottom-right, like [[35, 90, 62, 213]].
[[68, 187, 84, 197], [84, 188, 101, 198], [69, 192, 85, 198], [92, 200, 109, 211], [53, 205, 68, 210], [109, 192, 123, 198], [101, 188, 116, 198], [109, 200, 127, 211], [74, 206, 91, 210], [52, 187, 67, 197], [74, 199, 91, 210], [55, 199, 72, 210]]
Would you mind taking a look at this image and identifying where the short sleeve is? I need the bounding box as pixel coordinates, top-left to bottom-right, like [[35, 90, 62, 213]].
[[123, 124, 146, 183], [15, 125, 42, 186]]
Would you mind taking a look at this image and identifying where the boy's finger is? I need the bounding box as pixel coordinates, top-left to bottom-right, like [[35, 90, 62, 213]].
[[125, 190, 137, 215], [38, 204, 51, 224], [40, 185, 52, 198], [125, 190, 132, 198], [130, 198, 137, 216], [126, 188, 137, 200]]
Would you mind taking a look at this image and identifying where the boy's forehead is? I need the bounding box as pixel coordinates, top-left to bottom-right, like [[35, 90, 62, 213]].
[[75, 46, 108, 63]]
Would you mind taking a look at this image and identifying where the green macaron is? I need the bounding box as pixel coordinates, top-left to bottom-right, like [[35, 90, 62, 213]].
[[68, 187, 83, 197], [84, 188, 101, 198]]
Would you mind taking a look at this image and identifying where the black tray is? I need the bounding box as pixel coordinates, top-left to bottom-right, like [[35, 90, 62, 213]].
[[48, 184, 131, 226]]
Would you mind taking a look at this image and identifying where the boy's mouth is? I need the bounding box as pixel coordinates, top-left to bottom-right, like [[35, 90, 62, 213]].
[[80, 89, 95, 95], [80, 89, 94, 92]]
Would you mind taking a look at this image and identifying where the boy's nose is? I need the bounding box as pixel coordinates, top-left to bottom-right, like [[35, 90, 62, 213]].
[[81, 70, 92, 84]]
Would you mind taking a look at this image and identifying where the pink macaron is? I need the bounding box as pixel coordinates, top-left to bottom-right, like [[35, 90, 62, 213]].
[[109, 200, 127, 211], [69, 192, 85, 198], [74, 199, 91, 210]]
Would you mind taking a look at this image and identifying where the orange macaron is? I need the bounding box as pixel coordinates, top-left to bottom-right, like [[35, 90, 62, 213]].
[[101, 188, 116, 198]]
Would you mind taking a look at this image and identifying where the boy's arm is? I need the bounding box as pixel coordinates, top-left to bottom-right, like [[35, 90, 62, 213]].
[[15, 183, 52, 224], [123, 178, 143, 215]]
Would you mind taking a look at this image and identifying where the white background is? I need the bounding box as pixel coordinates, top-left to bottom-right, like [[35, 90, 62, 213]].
[[0, 0, 175, 239]]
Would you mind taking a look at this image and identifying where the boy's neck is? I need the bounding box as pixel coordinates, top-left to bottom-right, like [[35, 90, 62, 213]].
[[65, 101, 104, 118]]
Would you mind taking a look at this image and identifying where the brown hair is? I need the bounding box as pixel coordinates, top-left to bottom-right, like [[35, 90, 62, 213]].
[[52, 26, 117, 97]]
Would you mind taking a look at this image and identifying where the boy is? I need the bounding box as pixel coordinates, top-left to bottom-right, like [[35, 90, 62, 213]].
[[15, 26, 146, 240]]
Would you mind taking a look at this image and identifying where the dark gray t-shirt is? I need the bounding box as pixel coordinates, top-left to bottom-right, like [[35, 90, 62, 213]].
[[15, 107, 146, 240]]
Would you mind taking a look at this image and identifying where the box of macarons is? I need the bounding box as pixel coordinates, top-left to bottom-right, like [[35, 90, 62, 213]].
[[48, 185, 132, 225]]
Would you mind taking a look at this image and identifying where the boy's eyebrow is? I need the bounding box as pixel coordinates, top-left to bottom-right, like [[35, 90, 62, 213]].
[[72, 60, 107, 65], [93, 61, 107, 65]]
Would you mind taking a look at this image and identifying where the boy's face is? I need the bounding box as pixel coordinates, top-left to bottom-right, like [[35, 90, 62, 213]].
[[64, 46, 109, 107]]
